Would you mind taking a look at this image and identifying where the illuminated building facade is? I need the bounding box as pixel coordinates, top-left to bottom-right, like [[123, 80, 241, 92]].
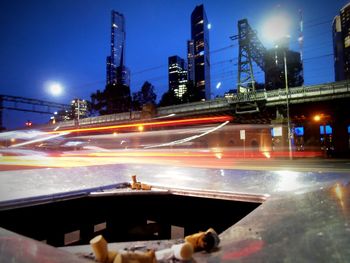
[[168, 55, 188, 98], [333, 3, 350, 81], [71, 99, 88, 120], [189, 4, 210, 100], [106, 10, 130, 87]]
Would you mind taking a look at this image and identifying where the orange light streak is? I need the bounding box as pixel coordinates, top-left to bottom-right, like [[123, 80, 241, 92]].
[[46, 116, 233, 134]]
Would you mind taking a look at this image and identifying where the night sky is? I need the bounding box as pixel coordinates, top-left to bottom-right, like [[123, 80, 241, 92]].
[[1, 0, 348, 129]]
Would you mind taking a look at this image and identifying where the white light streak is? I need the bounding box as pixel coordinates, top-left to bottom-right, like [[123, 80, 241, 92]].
[[144, 121, 230, 149]]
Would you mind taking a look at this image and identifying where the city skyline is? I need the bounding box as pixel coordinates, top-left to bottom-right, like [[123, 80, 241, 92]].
[[0, 0, 348, 129]]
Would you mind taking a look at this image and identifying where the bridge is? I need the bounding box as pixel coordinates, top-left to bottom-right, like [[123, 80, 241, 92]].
[[0, 95, 70, 130], [38, 80, 348, 156], [45, 80, 350, 129]]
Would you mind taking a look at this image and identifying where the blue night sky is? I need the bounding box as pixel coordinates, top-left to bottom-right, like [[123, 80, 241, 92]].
[[0, 0, 348, 129]]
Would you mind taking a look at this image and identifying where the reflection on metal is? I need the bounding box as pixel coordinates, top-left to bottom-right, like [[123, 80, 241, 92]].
[[155, 186, 268, 203], [334, 183, 346, 211], [275, 170, 302, 192]]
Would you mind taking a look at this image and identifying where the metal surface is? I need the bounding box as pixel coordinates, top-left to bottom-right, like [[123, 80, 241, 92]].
[[0, 162, 350, 261], [0, 228, 89, 263]]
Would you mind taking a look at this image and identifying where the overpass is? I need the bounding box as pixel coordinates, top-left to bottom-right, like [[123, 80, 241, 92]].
[[0, 95, 70, 130], [43, 80, 349, 156], [47, 80, 350, 129]]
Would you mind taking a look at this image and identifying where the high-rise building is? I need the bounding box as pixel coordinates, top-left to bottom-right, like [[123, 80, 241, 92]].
[[187, 40, 195, 83], [333, 16, 345, 81], [168, 56, 188, 98], [71, 99, 88, 120], [189, 4, 210, 101], [106, 10, 130, 86], [333, 3, 350, 81], [264, 40, 303, 90]]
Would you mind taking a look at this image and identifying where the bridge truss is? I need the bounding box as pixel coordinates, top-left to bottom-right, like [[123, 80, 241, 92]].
[[231, 19, 266, 94], [0, 95, 70, 129]]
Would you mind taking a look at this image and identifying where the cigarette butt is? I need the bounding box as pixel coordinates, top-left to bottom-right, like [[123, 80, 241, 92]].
[[131, 182, 141, 190], [141, 183, 152, 190], [90, 235, 108, 262], [172, 242, 193, 260], [185, 232, 206, 251], [114, 250, 156, 263], [131, 175, 137, 184], [203, 228, 220, 252], [107, 251, 118, 263], [156, 242, 194, 261]]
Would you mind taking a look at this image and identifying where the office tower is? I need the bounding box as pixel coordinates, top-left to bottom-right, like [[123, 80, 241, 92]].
[[264, 40, 303, 90], [187, 40, 195, 83], [189, 4, 210, 100], [106, 10, 130, 86], [333, 3, 350, 81], [71, 99, 88, 120], [168, 56, 188, 98], [333, 16, 344, 81]]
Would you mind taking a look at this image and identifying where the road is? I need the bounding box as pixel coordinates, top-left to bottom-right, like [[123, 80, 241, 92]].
[[1, 121, 349, 173], [1, 147, 350, 173]]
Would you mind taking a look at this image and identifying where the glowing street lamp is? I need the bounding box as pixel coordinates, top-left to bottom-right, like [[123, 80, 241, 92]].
[[262, 13, 292, 159], [313, 114, 322, 122], [313, 113, 330, 156], [261, 13, 291, 45]]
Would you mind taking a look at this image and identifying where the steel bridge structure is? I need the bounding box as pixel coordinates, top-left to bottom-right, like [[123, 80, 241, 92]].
[[0, 95, 70, 129]]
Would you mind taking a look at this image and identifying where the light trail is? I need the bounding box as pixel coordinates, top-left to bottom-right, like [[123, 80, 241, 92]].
[[144, 121, 230, 148], [9, 132, 69, 148], [45, 116, 233, 134]]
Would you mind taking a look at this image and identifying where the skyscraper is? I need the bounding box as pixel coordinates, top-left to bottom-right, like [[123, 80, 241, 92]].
[[189, 4, 210, 101], [264, 46, 303, 90], [333, 3, 350, 81], [106, 10, 130, 86], [168, 55, 188, 98], [187, 40, 195, 83]]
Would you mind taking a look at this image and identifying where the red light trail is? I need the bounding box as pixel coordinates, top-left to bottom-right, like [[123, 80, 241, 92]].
[[46, 116, 233, 134]]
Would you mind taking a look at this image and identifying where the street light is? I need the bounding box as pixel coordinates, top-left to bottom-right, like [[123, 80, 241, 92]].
[[262, 13, 293, 159], [313, 113, 330, 157], [281, 38, 293, 160]]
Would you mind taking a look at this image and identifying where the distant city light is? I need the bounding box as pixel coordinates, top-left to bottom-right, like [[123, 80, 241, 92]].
[[207, 23, 211, 29], [216, 82, 221, 89]]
